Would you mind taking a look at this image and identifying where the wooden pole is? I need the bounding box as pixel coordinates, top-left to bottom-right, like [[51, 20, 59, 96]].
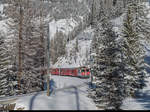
[[46, 24, 51, 96], [18, 5, 23, 91], [40, 0, 45, 91]]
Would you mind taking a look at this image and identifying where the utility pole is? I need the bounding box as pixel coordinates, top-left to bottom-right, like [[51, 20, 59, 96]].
[[91, 0, 95, 27], [18, 4, 23, 92], [46, 24, 51, 96], [89, 48, 93, 86]]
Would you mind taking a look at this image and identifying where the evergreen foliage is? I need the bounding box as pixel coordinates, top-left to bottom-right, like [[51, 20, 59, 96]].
[[0, 33, 14, 96], [90, 8, 125, 110], [122, 1, 147, 96]]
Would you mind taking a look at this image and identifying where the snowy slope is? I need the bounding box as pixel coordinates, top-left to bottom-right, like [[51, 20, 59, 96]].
[[53, 26, 94, 68], [14, 76, 98, 110]]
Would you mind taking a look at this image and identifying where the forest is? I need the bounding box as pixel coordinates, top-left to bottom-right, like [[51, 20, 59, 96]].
[[0, 0, 150, 110]]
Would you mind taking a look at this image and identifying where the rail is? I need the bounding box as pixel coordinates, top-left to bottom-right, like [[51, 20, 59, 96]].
[[0, 81, 90, 104]]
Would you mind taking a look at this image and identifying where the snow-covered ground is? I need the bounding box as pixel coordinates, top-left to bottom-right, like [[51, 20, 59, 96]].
[[14, 76, 97, 110]]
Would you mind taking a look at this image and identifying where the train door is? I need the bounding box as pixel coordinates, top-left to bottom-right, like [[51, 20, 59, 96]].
[[61, 69, 64, 76], [78, 68, 82, 77], [56, 69, 59, 75]]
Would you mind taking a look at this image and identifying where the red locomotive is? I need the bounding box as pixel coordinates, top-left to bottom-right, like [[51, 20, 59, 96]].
[[50, 66, 90, 78]]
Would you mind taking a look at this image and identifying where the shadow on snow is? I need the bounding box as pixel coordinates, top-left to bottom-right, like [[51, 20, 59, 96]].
[[28, 78, 90, 110], [133, 54, 150, 109]]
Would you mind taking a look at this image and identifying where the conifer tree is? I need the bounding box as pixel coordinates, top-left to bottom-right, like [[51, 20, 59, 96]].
[[5, 0, 47, 94], [90, 8, 125, 110], [0, 33, 14, 96], [122, 1, 147, 96]]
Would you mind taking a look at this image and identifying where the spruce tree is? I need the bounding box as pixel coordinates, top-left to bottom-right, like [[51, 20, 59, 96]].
[[90, 8, 125, 110], [5, 0, 47, 94], [122, 1, 147, 97], [132, 0, 150, 37], [0, 33, 14, 96]]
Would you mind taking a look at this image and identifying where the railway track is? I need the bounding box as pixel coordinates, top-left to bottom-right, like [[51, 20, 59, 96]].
[[52, 82, 90, 93], [0, 81, 90, 106]]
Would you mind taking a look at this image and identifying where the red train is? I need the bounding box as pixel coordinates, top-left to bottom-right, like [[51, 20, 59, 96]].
[[50, 67, 90, 78]]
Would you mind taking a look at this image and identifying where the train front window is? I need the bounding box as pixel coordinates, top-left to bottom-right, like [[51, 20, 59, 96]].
[[86, 69, 89, 72], [81, 69, 85, 72]]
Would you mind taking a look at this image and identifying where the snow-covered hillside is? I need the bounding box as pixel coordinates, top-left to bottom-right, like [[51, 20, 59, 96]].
[[53, 26, 94, 68], [49, 18, 78, 40]]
